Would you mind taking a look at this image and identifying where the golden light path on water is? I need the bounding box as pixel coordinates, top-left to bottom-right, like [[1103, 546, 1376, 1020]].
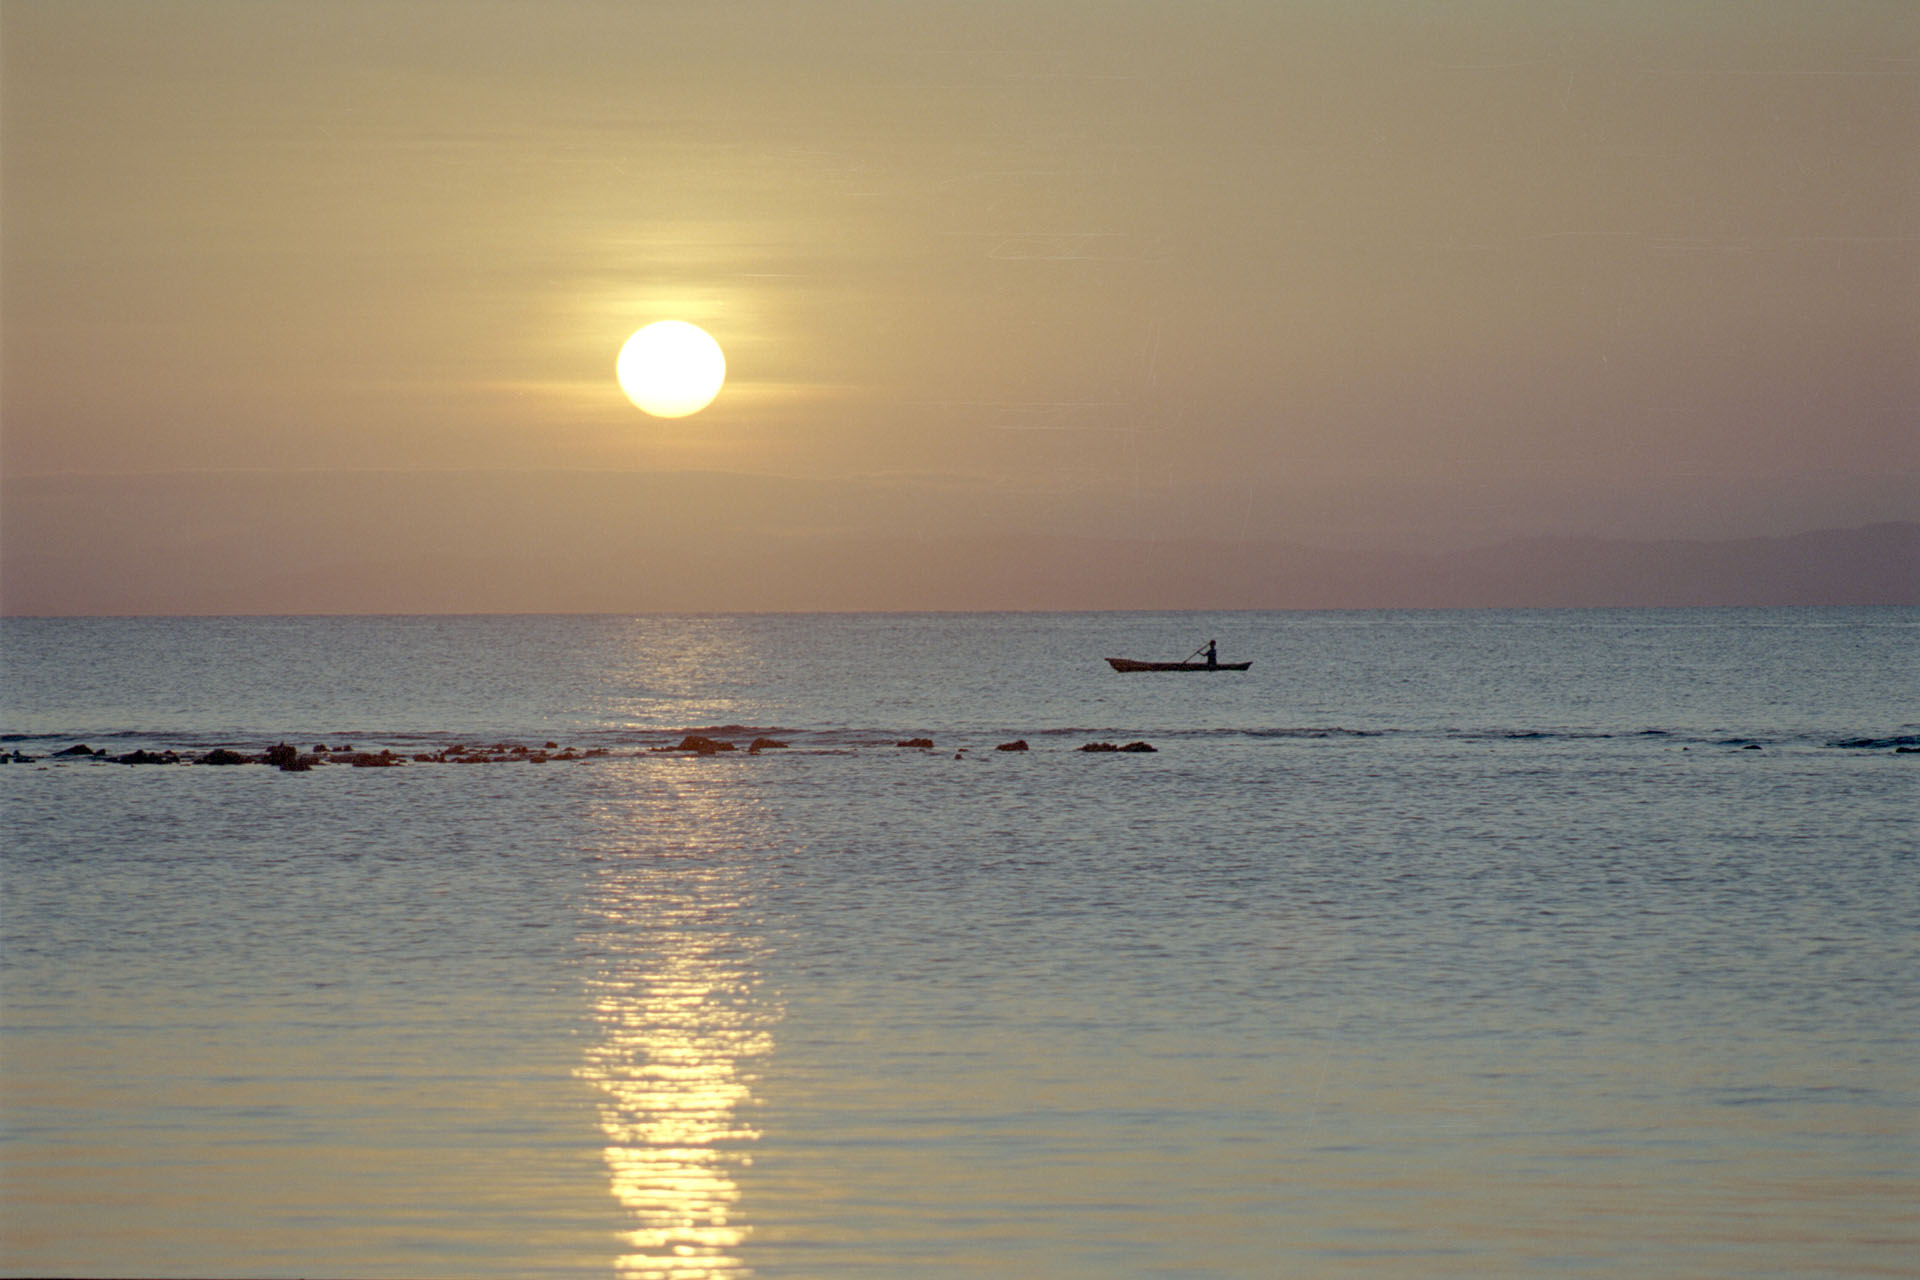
[[576, 771, 779, 1278]]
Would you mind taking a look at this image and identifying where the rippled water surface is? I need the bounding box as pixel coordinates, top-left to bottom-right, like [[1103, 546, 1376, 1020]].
[[3, 611, 1916, 1277]]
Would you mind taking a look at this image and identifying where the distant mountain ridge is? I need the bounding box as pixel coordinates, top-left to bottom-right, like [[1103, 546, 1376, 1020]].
[[831, 521, 1920, 611], [1408, 523, 1919, 609], [1113, 522, 1917, 611]]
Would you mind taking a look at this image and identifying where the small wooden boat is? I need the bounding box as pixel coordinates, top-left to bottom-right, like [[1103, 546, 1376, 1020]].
[[1106, 657, 1250, 672]]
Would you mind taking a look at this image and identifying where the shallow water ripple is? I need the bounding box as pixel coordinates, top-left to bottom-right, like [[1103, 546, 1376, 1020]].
[[3, 610, 1915, 1276]]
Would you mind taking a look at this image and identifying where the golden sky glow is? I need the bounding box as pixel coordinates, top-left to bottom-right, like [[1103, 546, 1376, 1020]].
[[1, 1, 1914, 611]]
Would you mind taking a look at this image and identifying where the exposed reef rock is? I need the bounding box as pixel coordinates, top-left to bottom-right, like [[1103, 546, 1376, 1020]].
[[671, 735, 736, 755], [438, 743, 583, 763], [261, 743, 315, 771], [21, 730, 1178, 772], [114, 749, 180, 765]]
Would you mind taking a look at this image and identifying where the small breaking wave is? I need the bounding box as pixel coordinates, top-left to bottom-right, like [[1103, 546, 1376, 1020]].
[[1828, 733, 1920, 750]]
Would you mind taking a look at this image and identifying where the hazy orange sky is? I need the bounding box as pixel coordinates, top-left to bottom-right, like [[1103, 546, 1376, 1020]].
[[3, 1, 1915, 611]]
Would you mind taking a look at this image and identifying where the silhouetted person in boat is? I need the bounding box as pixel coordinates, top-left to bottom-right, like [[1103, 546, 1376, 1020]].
[[1205, 639, 1218, 669]]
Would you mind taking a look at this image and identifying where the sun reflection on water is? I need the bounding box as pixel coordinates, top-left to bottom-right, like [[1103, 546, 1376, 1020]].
[[577, 777, 779, 1278]]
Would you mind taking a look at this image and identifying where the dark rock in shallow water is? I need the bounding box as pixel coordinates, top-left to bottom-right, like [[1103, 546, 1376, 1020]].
[[675, 735, 736, 754], [344, 750, 402, 767], [748, 737, 789, 751], [54, 744, 99, 757], [264, 743, 324, 771], [198, 749, 249, 766], [1079, 742, 1120, 752], [114, 749, 178, 765], [1118, 741, 1157, 753], [897, 738, 934, 749], [995, 739, 1029, 752]]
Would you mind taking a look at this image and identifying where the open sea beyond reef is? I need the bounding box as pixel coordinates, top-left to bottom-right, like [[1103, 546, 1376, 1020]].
[[2, 609, 1916, 1278]]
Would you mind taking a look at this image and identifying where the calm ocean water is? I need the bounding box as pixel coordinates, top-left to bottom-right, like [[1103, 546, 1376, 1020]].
[[3, 610, 1916, 1278]]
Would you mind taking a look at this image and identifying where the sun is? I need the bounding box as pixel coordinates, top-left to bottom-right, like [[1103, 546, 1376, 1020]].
[[616, 321, 726, 417]]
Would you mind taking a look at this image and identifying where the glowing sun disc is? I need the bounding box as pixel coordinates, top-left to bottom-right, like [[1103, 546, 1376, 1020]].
[[617, 321, 726, 417]]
